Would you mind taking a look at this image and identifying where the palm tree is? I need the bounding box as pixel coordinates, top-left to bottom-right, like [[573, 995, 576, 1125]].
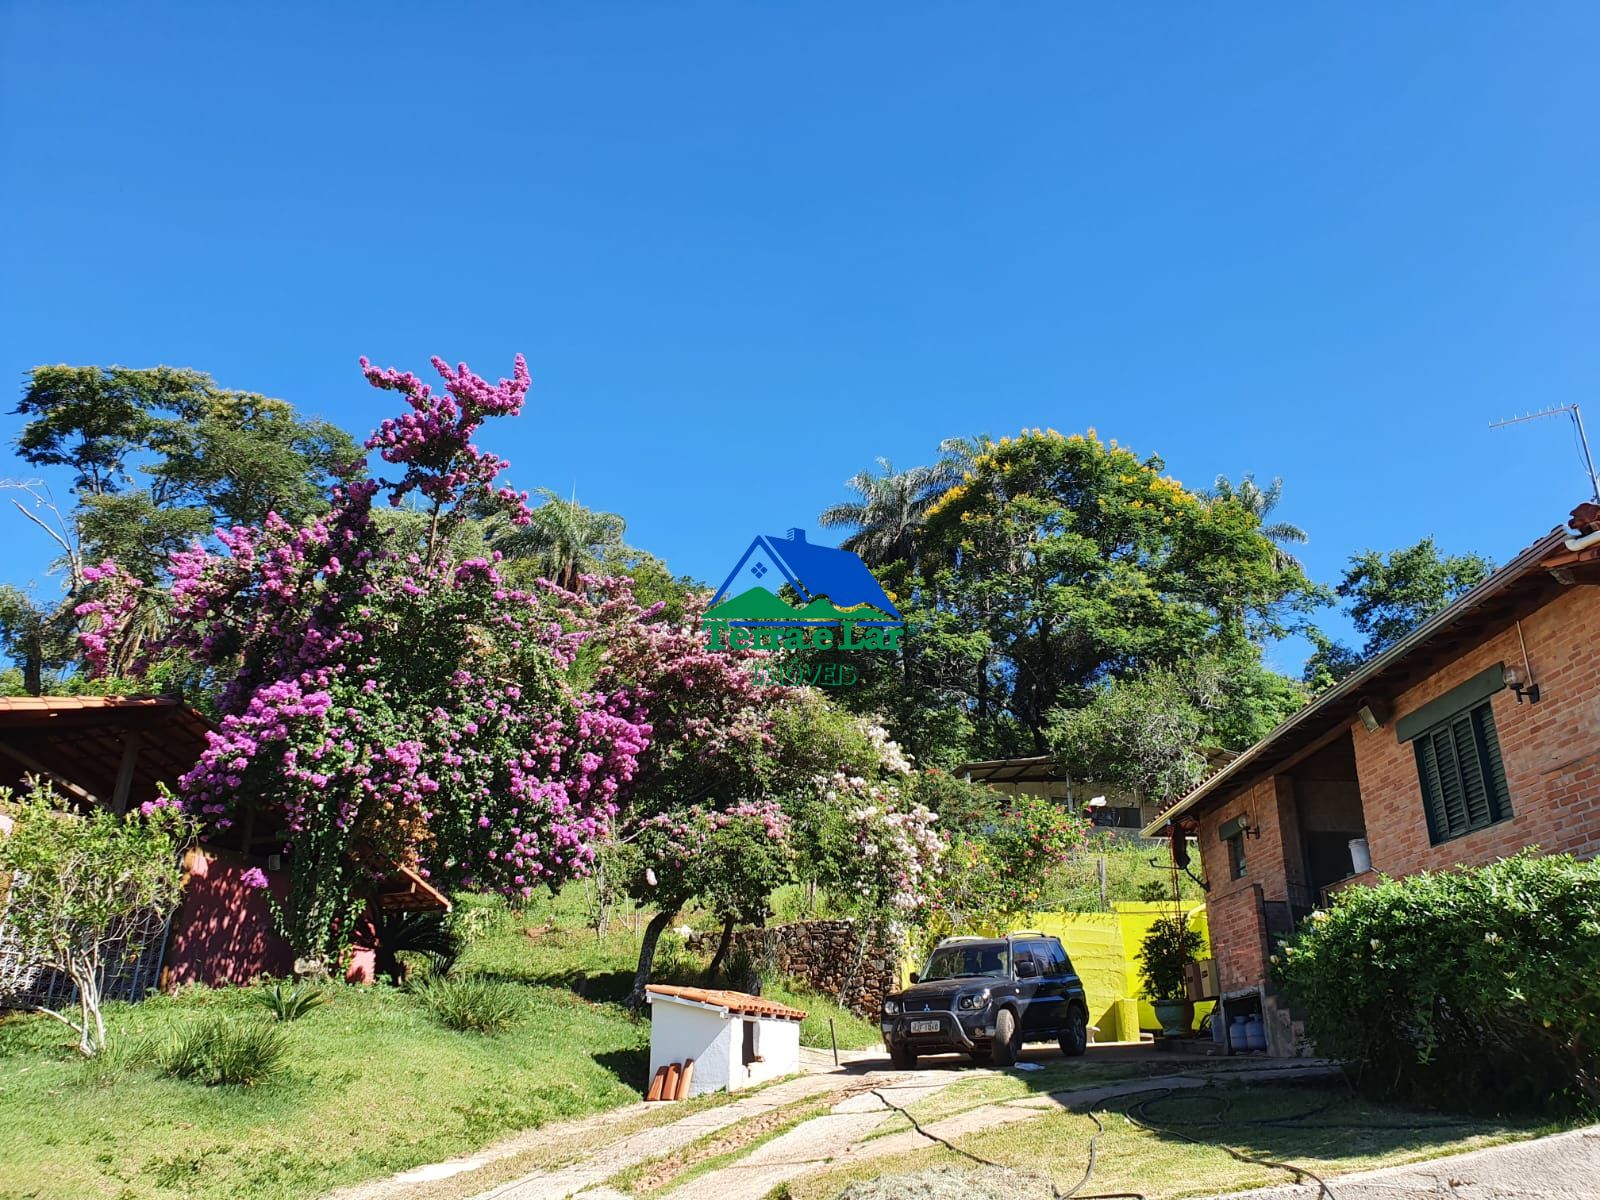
[[818, 459, 941, 569], [1209, 473, 1308, 571], [929, 433, 994, 494], [488, 489, 627, 590]]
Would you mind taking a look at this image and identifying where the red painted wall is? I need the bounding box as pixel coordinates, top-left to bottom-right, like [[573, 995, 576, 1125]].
[[165, 850, 382, 987], [165, 850, 293, 986]]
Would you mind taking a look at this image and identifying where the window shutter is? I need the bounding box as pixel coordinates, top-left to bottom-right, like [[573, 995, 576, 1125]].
[[1411, 699, 1512, 844], [1414, 736, 1447, 841], [1474, 703, 1511, 823]]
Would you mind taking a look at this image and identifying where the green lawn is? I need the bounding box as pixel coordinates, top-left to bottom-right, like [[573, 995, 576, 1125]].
[[0, 890, 876, 1200]]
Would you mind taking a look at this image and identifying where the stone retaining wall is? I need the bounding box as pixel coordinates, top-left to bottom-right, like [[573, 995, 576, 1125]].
[[689, 919, 899, 1021]]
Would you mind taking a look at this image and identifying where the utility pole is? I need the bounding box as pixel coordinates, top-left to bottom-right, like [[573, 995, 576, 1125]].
[[1489, 404, 1600, 501]]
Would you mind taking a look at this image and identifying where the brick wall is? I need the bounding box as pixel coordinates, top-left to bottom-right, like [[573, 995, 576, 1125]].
[[1194, 775, 1290, 994], [1350, 582, 1600, 876], [1191, 581, 1600, 1001]]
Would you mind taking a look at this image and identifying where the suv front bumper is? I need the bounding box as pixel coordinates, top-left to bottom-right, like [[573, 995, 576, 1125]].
[[881, 1008, 996, 1053]]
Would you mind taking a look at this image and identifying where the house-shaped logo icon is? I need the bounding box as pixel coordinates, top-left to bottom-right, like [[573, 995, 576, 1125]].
[[706, 528, 902, 628], [701, 530, 904, 667]]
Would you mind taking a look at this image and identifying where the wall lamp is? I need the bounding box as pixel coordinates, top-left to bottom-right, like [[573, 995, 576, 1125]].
[[1504, 663, 1541, 705], [1218, 814, 1260, 842], [1356, 697, 1389, 733]]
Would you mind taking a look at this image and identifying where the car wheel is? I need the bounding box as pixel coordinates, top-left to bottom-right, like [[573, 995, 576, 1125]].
[[989, 1008, 1018, 1067], [889, 1042, 918, 1070], [1059, 1005, 1088, 1057]]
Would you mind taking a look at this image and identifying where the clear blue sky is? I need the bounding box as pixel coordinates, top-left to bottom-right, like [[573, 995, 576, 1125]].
[[3, 3, 1598, 674]]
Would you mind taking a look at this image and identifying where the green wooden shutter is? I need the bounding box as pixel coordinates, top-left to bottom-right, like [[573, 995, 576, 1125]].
[[1414, 736, 1447, 841], [1449, 712, 1493, 830], [1473, 703, 1511, 823], [1412, 699, 1513, 844]]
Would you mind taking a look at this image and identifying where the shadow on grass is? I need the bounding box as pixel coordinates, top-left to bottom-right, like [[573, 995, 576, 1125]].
[[1092, 1079, 1544, 1169], [593, 1046, 650, 1092]]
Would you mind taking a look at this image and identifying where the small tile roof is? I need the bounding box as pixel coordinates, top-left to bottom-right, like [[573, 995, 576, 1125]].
[[0, 695, 212, 812], [645, 984, 807, 1022]]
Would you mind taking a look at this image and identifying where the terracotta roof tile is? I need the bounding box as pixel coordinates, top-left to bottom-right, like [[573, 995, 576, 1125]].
[[645, 984, 807, 1022]]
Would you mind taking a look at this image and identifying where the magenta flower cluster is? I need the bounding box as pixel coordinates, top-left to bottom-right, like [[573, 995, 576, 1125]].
[[75, 354, 658, 955]]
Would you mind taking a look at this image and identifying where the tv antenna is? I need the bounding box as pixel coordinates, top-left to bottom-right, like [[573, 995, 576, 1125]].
[[1489, 404, 1600, 501]]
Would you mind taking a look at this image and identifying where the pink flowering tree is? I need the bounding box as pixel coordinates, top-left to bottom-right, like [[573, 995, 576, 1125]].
[[798, 771, 946, 923], [537, 578, 800, 1003], [75, 355, 652, 971]]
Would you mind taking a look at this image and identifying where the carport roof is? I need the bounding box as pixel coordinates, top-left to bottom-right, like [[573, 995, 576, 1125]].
[[0, 695, 211, 809]]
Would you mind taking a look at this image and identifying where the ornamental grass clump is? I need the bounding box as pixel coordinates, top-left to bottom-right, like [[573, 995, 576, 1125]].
[[156, 1015, 289, 1087], [1275, 851, 1600, 1114], [412, 976, 524, 1034], [252, 981, 327, 1022]]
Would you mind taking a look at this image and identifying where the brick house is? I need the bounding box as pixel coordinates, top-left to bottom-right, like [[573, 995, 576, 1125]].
[[1142, 502, 1600, 1054]]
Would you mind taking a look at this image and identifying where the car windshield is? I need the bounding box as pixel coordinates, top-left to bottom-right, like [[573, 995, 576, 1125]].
[[921, 944, 1009, 981]]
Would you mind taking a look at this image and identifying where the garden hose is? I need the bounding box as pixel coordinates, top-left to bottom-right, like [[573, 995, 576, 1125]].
[[869, 1076, 1477, 1200]]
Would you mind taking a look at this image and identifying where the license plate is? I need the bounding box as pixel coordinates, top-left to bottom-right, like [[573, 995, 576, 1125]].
[[910, 1019, 941, 1034]]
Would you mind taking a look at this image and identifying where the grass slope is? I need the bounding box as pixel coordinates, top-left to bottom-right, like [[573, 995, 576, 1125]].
[[0, 889, 882, 1200]]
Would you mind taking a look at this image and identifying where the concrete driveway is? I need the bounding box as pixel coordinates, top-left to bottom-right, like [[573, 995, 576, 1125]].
[[1200, 1125, 1600, 1200]]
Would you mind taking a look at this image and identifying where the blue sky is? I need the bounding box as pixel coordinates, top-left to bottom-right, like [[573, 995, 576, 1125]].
[[3, 3, 1598, 674]]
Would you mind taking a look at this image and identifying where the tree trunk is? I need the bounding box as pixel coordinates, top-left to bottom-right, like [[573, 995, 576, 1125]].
[[704, 918, 735, 984], [626, 908, 677, 1010], [22, 644, 41, 697]]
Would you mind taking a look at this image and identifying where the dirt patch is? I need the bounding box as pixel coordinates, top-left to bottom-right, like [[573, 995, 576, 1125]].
[[623, 1081, 886, 1194], [835, 1165, 1054, 1200]]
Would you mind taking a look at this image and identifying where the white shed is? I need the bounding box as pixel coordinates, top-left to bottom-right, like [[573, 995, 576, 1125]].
[[644, 984, 806, 1098]]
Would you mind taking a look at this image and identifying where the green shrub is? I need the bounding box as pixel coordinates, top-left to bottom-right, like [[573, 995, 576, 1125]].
[[1137, 913, 1203, 1002], [252, 982, 327, 1022], [156, 1016, 289, 1086], [374, 911, 464, 983], [77, 1033, 154, 1087], [1276, 851, 1600, 1114], [412, 976, 524, 1034]]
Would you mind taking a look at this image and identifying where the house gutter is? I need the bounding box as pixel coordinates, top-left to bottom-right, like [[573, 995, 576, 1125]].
[[1140, 526, 1571, 837]]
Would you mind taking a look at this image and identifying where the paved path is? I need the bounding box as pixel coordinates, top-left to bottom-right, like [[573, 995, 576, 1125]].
[[669, 1062, 1342, 1198], [466, 1071, 870, 1200], [1196, 1125, 1600, 1200]]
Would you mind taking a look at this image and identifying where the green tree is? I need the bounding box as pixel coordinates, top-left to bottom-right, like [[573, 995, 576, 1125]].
[[1050, 648, 1304, 807], [1338, 537, 1493, 656], [916, 429, 1317, 755], [14, 366, 356, 562], [7, 365, 358, 685], [0, 783, 194, 1056], [1207, 473, 1308, 571], [0, 587, 76, 696], [819, 458, 943, 570], [487, 489, 627, 590], [1300, 627, 1366, 691]]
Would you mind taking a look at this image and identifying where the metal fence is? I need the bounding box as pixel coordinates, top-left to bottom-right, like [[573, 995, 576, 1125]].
[[0, 899, 172, 1011]]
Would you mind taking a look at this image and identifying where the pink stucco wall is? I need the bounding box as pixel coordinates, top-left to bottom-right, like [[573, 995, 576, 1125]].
[[165, 850, 381, 987], [165, 850, 294, 986]]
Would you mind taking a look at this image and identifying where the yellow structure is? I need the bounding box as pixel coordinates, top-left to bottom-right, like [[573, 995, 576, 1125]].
[[1025, 902, 1212, 1042]]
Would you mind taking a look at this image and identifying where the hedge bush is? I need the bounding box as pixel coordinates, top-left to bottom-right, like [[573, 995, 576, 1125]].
[[1275, 851, 1600, 1114]]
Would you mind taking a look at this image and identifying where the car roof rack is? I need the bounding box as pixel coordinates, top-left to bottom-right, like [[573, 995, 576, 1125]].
[[1007, 930, 1049, 938], [938, 935, 999, 944]]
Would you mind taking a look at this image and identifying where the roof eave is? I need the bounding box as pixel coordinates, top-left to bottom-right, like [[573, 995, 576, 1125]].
[[1140, 526, 1572, 837]]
